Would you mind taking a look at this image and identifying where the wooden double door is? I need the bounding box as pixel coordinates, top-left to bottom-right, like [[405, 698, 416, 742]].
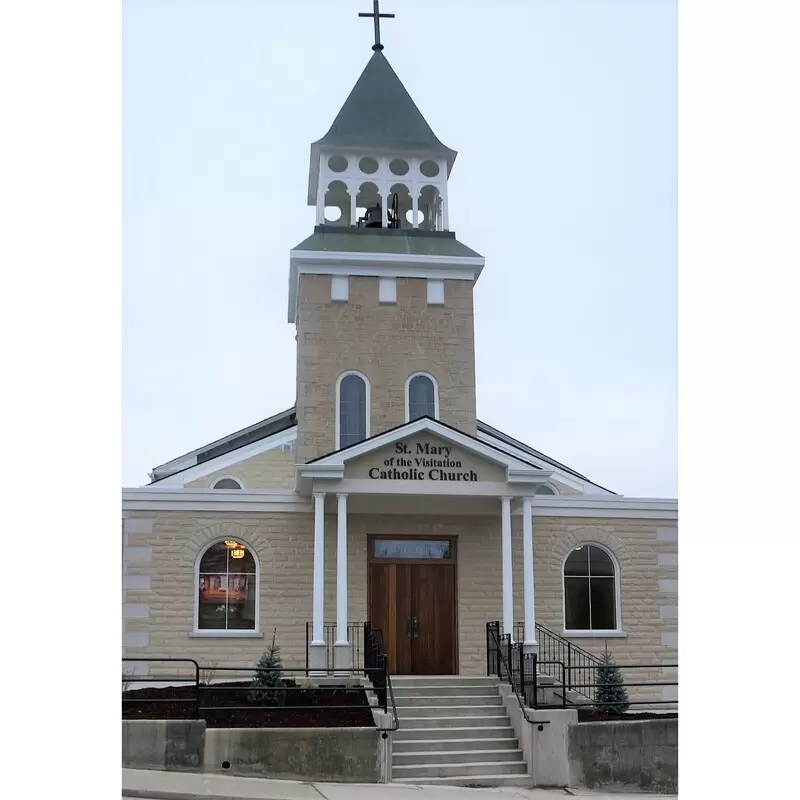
[[368, 537, 457, 675]]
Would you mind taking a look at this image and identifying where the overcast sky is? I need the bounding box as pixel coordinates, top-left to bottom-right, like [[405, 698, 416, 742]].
[[123, 0, 676, 497]]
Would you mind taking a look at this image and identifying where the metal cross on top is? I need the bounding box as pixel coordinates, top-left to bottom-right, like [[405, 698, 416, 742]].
[[359, 0, 395, 52]]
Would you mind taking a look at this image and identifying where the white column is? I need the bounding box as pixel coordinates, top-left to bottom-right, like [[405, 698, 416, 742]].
[[349, 183, 357, 227], [381, 185, 389, 228], [501, 496, 514, 641], [411, 188, 419, 229], [312, 492, 326, 645], [522, 496, 538, 647], [335, 493, 348, 644]]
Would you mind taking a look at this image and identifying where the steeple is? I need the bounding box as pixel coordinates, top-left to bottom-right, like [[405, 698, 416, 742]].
[[307, 45, 456, 232], [312, 50, 456, 163]]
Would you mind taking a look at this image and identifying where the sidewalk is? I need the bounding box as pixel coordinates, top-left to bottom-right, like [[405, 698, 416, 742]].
[[122, 769, 672, 800]]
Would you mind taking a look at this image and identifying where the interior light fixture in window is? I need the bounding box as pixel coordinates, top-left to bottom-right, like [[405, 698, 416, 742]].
[[231, 548, 245, 559]]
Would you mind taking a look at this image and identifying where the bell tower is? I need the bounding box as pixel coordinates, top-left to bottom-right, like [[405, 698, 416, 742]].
[[289, 3, 485, 464]]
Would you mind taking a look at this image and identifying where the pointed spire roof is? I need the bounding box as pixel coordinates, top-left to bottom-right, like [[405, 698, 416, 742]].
[[308, 51, 456, 203], [314, 50, 456, 159]]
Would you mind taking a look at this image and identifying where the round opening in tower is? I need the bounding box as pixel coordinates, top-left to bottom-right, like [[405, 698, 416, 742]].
[[358, 157, 379, 175], [327, 155, 348, 173], [389, 158, 409, 176], [419, 160, 440, 178]]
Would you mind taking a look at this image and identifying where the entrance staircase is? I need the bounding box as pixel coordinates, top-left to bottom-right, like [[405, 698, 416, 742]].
[[390, 676, 529, 787]]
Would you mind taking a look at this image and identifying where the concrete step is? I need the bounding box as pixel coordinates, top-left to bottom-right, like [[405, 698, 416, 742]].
[[391, 676, 499, 689], [393, 748, 523, 766], [392, 760, 528, 779], [393, 725, 515, 741], [394, 693, 503, 706], [393, 736, 519, 753], [397, 715, 511, 729], [392, 773, 533, 788], [396, 703, 503, 718], [392, 684, 501, 698]]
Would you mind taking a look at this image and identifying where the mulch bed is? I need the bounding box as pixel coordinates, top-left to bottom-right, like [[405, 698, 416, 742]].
[[577, 708, 678, 723], [122, 680, 375, 728]]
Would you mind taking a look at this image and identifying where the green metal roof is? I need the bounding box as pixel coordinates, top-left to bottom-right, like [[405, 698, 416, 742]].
[[292, 229, 482, 259], [313, 51, 456, 161]]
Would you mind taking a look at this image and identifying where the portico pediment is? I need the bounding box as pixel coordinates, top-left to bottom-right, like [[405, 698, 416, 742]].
[[296, 417, 552, 496]]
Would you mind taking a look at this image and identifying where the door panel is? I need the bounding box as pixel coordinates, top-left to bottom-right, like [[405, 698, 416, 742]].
[[394, 564, 414, 675], [414, 563, 456, 674], [368, 543, 457, 675]]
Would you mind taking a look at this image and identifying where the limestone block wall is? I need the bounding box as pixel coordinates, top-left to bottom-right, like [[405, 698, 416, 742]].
[[295, 275, 478, 463], [184, 445, 296, 490], [122, 509, 677, 702]]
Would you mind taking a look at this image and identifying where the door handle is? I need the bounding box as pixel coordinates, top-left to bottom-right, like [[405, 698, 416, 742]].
[[410, 616, 420, 639]]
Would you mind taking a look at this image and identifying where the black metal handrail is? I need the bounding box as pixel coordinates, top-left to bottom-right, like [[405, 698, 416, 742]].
[[514, 621, 602, 702], [122, 657, 201, 717], [534, 663, 679, 709], [364, 622, 399, 732], [486, 622, 549, 728], [490, 625, 678, 711], [123, 660, 387, 718]]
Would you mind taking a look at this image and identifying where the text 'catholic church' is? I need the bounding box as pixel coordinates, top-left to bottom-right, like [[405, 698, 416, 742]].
[[121, 8, 678, 700]]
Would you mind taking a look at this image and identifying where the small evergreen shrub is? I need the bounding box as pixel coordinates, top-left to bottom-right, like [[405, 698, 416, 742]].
[[595, 646, 630, 715], [248, 628, 285, 706]]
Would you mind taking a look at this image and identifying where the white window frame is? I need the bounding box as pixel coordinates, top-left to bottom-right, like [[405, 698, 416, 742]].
[[192, 538, 262, 638], [536, 483, 559, 496], [561, 542, 626, 638], [404, 372, 440, 422], [211, 476, 244, 490], [335, 370, 371, 450]]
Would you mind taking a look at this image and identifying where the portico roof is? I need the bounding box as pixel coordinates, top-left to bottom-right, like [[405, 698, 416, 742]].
[[296, 416, 553, 497]]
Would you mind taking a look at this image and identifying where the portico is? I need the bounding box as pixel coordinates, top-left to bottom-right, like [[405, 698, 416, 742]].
[[297, 416, 552, 673]]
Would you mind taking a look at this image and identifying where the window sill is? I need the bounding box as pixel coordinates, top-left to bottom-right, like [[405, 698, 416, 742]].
[[190, 630, 263, 639], [562, 630, 628, 639]]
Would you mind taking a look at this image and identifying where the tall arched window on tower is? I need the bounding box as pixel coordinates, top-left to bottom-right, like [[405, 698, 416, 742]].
[[195, 540, 258, 633], [406, 373, 439, 421], [337, 371, 370, 448], [563, 544, 621, 634]]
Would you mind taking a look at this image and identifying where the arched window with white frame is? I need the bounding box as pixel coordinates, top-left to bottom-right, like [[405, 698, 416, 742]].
[[563, 543, 621, 633], [405, 372, 439, 421], [336, 371, 370, 449], [195, 539, 259, 633]]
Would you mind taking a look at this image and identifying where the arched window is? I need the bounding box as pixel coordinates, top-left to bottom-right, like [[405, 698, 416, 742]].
[[406, 373, 438, 421], [195, 540, 258, 632], [212, 477, 243, 490], [563, 544, 620, 633], [337, 372, 369, 448], [537, 484, 557, 496]]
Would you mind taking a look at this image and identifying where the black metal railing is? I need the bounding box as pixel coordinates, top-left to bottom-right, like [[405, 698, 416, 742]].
[[305, 621, 365, 673], [489, 621, 678, 712], [513, 621, 604, 702], [122, 658, 201, 717], [535, 663, 679, 710], [123, 660, 381, 719], [486, 622, 549, 727]]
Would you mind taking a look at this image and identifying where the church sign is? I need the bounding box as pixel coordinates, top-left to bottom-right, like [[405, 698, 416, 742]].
[[345, 435, 506, 483]]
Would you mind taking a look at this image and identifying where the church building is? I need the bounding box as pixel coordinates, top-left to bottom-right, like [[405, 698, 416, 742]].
[[121, 14, 678, 700]]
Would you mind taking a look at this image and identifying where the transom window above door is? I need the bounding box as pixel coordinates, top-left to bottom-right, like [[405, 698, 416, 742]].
[[374, 539, 452, 560]]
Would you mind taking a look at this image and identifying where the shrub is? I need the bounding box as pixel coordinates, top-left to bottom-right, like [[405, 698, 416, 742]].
[[248, 627, 285, 706], [595, 646, 630, 715]]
